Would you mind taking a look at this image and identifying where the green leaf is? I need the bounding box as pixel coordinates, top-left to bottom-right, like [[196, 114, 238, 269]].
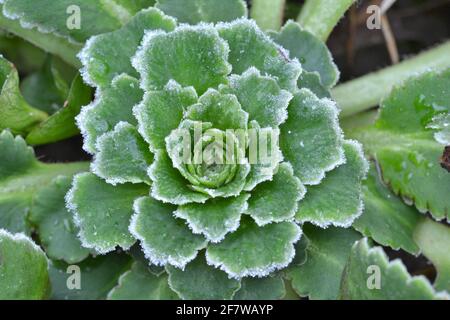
[[348, 69, 450, 220], [26, 74, 93, 145], [297, 71, 331, 99], [130, 196, 208, 269], [286, 224, 361, 300], [280, 88, 344, 185], [166, 254, 240, 300], [79, 7, 176, 88], [217, 19, 301, 92], [49, 252, 131, 300], [29, 176, 89, 264], [414, 218, 450, 292], [250, 0, 285, 31], [156, 0, 247, 24], [206, 217, 301, 278], [92, 122, 153, 185], [20, 56, 69, 114], [108, 261, 179, 300], [0, 229, 50, 299], [296, 140, 368, 228], [219, 67, 292, 128], [66, 172, 149, 253], [353, 163, 423, 255], [234, 275, 286, 300], [339, 238, 448, 300], [134, 80, 198, 151], [0, 55, 48, 135], [247, 162, 305, 226], [174, 194, 250, 243], [269, 21, 339, 88], [77, 74, 143, 154], [133, 24, 231, 95]]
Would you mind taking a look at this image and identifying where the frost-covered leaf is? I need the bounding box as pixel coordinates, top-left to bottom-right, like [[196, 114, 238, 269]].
[[217, 19, 301, 92], [29, 176, 89, 264], [269, 21, 339, 88], [298, 71, 331, 99], [296, 140, 368, 228], [166, 254, 240, 300], [0, 55, 47, 135], [414, 218, 450, 292], [287, 224, 361, 300], [134, 81, 198, 151], [339, 238, 448, 300], [354, 163, 423, 255], [234, 275, 286, 300], [26, 74, 93, 145], [92, 122, 153, 185], [247, 162, 305, 226], [219, 67, 292, 128], [108, 260, 178, 300], [133, 25, 231, 94], [156, 0, 247, 24], [77, 74, 143, 154], [174, 194, 249, 243], [130, 196, 207, 269], [67, 173, 148, 254], [348, 69, 450, 220], [49, 252, 131, 300], [79, 8, 176, 88], [206, 217, 301, 279], [0, 229, 50, 299], [280, 88, 344, 185]]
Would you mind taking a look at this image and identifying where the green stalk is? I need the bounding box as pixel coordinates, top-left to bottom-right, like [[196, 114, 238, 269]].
[[250, 0, 285, 31], [297, 0, 356, 41], [334, 41, 450, 118]]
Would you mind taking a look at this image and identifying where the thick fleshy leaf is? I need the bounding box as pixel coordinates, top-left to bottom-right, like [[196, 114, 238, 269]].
[[219, 67, 292, 128], [76, 74, 143, 154], [79, 8, 176, 88], [66, 173, 149, 254], [134, 80, 198, 151], [133, 25, 231, 94], [156, 0, 247, 24], [26, 74, 93, 145], [174, 194, 250, 243], [348, 69, 450, 220], [92, 122, 153, 185], [0, 55, 47, 135], [247, 162, 305, 226], [149, 150, 209, 205], [234, 275, 286, 300], [280, 88, 344, 185], [108, 261, 178, 300], [130, 196, 207, 269], [217, 19, 301, 92], [206, 217, 301, 279], [353, 163, 423, 255], [166, 254, 240, 300], [269, 21, 339, 88], [49, 253, 131, 300], [186, 89, 248, 130], [296, 140, 368, 228], [339, 238, 448, 300], [414, 218, 450, 292], [29, 176, 89, 264], [286, 224, 361, 300], [0, 230, 50, 299]]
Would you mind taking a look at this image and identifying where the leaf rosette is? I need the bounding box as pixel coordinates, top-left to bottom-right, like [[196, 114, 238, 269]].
[[67, 6, 368, 298]]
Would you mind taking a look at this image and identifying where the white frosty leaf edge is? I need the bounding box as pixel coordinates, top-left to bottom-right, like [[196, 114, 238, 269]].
[[0, 228, 49, 265], [129, 197, 208, 270], [205, 222, 302, 279]]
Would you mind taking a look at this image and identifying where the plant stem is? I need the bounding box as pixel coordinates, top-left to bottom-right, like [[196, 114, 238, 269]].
[[0, 10, 82, 68], [250, 0, 285, 31], [333, 41, 450, 118], [297, 0, 356, 41]]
